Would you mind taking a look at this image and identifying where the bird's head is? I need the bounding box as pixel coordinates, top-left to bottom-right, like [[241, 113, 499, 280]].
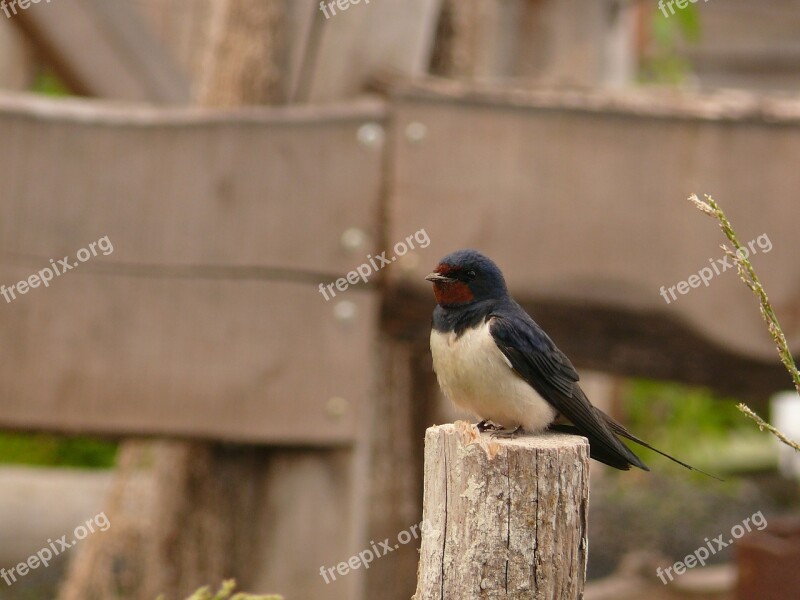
[[426, 249, 508, 307]]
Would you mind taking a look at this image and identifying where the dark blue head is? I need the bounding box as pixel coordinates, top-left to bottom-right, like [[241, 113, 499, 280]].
[[425, 249, 508, 307]]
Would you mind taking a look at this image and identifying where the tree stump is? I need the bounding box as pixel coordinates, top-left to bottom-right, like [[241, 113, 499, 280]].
[[413, 421, 590, 600]]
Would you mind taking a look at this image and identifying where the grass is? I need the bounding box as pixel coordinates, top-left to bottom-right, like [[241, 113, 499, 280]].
[[169, 580, 282, 600], [689, 193, 800, 453]]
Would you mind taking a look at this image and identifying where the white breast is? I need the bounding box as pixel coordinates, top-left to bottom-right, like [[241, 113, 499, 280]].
[[430, 319, 557, 432]]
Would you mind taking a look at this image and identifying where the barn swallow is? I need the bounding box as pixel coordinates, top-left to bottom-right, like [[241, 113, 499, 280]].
[[427, 249, 713, 474]]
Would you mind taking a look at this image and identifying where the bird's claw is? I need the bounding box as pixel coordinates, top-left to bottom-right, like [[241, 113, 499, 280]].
[[476, 420, 503, 432], [491, 425, 524, 439]]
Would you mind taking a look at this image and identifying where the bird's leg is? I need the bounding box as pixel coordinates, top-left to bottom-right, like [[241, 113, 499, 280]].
[[491, 425, 524, 439], [476, 419, 503, 432]]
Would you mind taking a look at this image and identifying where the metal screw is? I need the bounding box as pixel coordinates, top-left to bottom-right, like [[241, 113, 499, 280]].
[[340, 227, 368, 252], [405, 122, 427, 144], [326, 396, 349, 419], [357, 123, 385, 150], [334, 300, 357, 323]]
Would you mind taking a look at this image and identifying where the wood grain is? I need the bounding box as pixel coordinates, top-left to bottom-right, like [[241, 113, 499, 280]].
[[387, 79, 800, 367], [0, 93, 386, 443], [12, 0, 189, 103], [301, 0, 442, 102], [414, 421, 589, 599]]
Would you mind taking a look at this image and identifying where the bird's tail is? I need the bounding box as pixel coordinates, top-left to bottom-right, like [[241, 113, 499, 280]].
[[548, 419, 650, 472], [596, 409, 723, 481]]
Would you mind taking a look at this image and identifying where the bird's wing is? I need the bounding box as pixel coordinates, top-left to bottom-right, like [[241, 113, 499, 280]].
[[489, 312, 648, 471]]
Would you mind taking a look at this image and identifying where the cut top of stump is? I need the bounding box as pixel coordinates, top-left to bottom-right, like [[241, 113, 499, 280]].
[[432, 420, 590, 459]]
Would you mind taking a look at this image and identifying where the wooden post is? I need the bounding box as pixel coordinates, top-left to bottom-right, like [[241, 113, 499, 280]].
[[413, 421, 590, 600]]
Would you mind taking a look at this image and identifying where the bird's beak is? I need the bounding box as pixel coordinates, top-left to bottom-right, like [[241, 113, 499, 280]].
[[425, 272, 455, 284]]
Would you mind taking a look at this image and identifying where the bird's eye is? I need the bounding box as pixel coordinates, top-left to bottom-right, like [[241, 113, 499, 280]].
[[465, 269, 477, 280]]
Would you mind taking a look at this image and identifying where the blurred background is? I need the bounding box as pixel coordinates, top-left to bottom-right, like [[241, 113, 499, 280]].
[[0, 0, 799, 599]]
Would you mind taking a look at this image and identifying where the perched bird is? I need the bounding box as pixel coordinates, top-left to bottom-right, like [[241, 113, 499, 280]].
[[427, 248, 710, 473]]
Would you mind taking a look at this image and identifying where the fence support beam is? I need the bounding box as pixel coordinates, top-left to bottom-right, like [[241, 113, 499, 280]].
[[413, 421, 590, 599]]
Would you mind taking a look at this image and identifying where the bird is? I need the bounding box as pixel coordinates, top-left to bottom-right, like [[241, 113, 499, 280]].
[[426, 248, 712, 474]]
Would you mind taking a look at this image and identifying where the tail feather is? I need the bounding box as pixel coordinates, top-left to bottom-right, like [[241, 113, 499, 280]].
[[548, 423, 649, 471], [596, 409, 723, 481]]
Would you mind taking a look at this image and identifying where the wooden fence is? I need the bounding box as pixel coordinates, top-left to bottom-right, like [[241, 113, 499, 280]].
[[0, 80, 799, 598], [1, 1, 800, 597]]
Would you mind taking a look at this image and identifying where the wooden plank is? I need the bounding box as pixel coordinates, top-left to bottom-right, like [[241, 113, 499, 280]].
[[673, 0, 800, 91], [0, 19, 35, 90], [197, 0, 287, 106], [286, 0, 321, 102], [0, 273, 376, 444], [300, 0, 443, 102], [0, 92, 386, 273], [433, 0, 530, 79], [385, 79, 800, 395], [0, 93, 387, 444], [11, 0, 189, 103], [359, 336, 424, 600], [131, 0, 216, 98], [432, 0, 633, 86]]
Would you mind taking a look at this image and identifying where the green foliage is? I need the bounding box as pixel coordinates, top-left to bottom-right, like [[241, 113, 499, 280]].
[[640, 4, 702, 84], [623, 379, 774, 473], [626, 379, 750, 438], [31, 69, 71, 97], [0, 432, 117, 468]]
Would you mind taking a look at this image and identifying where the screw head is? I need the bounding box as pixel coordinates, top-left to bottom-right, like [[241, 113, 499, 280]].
[[357, 123, 385, 150], [340, 227, 368, 252], [334, 300, 357, 323], [405, 122, 427, 143], [326, 396, 349, 419]]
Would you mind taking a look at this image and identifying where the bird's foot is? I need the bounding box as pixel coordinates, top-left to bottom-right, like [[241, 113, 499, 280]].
[[476, 420, 503, 432], [491, 425, 524, 439]]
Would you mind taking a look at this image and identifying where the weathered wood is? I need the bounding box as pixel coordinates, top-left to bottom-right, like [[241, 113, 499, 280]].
[[413, 421, 589, 600], [0, 275, 377, 444], [11, 0, 189, 103], [132, 0, 217, 99], [0, 20, 35, 90], [385, 78, 800, 398], [97, 7, 373, 600], [0, 93, 385, 443], [285, 0, 319, 102], [133, 0, 323, 105], [432, 0, 633, 86], [0, 92, 385, 273], [673, 0, 800, 91], [359, 335, 426, 600], [300, 0, 442, 102], [197, 0, 287, 106]]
